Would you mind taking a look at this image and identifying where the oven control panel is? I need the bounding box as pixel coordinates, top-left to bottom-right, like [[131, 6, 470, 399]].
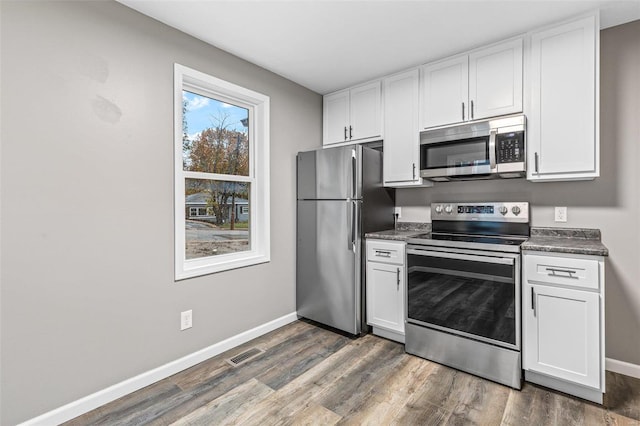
[[432, 202, 529, 222]]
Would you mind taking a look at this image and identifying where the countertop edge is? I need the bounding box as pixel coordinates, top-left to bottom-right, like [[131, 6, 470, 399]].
[[521, 243, 609, 257]]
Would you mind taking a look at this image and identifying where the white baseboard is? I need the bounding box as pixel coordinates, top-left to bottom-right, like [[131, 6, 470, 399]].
[[606, 357, 640, 379], [19, 312, 298, 426]]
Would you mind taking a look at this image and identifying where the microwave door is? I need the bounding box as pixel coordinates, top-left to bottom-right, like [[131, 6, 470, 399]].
[[420, 136, 492, 178]]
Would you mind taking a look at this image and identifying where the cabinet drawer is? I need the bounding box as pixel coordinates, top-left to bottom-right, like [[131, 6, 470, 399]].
[[524, 253, 600, 291], [366, 240, 405, 265]]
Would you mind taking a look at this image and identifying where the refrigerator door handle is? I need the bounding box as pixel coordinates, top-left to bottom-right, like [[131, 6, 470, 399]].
[[349, 201, 357, 252], [351, 148, 357, 199]]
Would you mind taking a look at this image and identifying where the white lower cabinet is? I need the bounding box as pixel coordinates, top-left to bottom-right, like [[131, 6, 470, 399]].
[[366, 239, 405, 343], [522, 251, 605, 403]]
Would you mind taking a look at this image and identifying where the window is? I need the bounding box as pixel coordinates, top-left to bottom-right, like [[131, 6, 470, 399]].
[[175, 64, 270, 279]]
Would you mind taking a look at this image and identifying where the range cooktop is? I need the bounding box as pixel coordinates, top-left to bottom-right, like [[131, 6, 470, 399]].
[[407, 202, 530, 253]]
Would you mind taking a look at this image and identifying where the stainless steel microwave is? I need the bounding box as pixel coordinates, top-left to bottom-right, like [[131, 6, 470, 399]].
[[419, 114, 526, 182]]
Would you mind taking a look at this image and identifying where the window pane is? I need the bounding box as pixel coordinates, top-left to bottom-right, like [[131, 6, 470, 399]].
[[182, 91, 249, 176], [185, 178, 250, 260]]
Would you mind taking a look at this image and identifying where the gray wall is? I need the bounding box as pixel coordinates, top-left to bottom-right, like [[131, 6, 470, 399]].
[[397, 20, 640, 366], [0, 1, 321, 424]]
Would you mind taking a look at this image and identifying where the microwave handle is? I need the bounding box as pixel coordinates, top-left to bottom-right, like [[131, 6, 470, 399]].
[[489, 129, 497, 170]]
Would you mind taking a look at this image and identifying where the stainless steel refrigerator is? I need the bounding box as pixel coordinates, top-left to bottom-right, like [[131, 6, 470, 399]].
[[296, 145, 395, 335]]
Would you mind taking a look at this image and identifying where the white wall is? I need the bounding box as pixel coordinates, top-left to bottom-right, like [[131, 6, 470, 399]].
[[0, 1, 322, 424], [397, 20, 640, 367]]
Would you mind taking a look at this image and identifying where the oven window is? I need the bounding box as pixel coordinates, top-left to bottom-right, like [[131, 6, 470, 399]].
[[407, 253, 516, 346], [421, 137, 489, 170]]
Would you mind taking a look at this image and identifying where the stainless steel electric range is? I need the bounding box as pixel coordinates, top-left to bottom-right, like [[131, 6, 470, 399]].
[[405, 201, 530, 389]]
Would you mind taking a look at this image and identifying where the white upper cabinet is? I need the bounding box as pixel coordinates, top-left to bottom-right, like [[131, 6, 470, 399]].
[[527, 15, 599, 181], [323, 81, 382, 146], [469, 38, 523, 120], [420, 38, 523, 129], [323, 89, 350, 145], [420, 55, 469, 128], [383, 69, 432, 187]]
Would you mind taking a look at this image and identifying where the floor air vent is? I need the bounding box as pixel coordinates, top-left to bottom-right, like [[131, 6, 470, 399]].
[[226, 347, 264, 367]]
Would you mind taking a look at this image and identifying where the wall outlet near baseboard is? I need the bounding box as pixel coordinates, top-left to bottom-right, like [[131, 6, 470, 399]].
[[555, 207, 567, 222], [394, 207, 402, 218], [181, 310, 193, 330]]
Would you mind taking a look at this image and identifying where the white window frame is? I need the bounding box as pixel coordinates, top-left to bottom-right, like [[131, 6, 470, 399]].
[[175, 64, 270, 280]]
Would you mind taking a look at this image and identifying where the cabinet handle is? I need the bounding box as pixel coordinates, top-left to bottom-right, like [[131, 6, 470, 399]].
[[349, 125, 353, 140], [531, 287, 536, 316], [546, 267, 579, 279], [396, 267, 400, 290], [470, 100, 474, 120], [412, 163, 416, 180], [375, 250, 391, 258], [461, 102, 465, 121], [534, 152, 539, 173], [344, 126, 348, 140]]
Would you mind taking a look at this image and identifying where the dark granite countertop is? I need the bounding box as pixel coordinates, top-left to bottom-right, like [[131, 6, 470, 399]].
[[522, 227, 609, 257], [367, 224, 609, 256], [365, 222, 431, 242]]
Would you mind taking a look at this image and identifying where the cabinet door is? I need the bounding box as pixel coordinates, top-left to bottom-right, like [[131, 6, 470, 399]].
[[420, 55, 468, 129], [349, 81, 382, 142], [523, 283, 600, 389], [528, 15, 598, 180], [469, 38, 523, 120], [366, 262, 404, 334], [383, 69, 421, 185], [323, 89, 350, 146]]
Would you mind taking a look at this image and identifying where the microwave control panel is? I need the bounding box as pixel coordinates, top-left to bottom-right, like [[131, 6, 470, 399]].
[[496, 131, 525, 164]]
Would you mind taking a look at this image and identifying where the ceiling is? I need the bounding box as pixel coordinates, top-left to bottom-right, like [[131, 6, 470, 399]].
[[117, 0, 640, 94]]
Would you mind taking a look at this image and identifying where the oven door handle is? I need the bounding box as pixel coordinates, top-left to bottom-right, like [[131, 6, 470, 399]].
[[406, 248, 515, 265]]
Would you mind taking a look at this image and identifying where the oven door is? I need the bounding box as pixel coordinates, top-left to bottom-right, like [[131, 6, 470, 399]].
[[420, 134, 497, 179], [406, 246, 520, 350]]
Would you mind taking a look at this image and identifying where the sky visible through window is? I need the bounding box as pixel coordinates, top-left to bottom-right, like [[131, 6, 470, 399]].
[[182, 91, 248, 141]]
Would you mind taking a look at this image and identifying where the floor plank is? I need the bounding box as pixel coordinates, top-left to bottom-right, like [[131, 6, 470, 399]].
[[64, 320, 640, 426], [606, 370, 640, 421], [167, 378, 273, 426], [335, 354, 437, 425], [229, 334, 390, 425]]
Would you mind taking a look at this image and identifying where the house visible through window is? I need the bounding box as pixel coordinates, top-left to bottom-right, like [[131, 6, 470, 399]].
[[175, 64, 270, 279]]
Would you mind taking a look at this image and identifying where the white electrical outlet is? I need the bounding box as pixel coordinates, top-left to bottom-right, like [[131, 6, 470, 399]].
[[555, 207, 567, 223], [394, 207, 402, 218], [180, 310, 192, 330]]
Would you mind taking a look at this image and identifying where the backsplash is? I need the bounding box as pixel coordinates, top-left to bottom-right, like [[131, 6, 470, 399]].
[[395, 222, 431, 232], [394, 176, 613, 229]]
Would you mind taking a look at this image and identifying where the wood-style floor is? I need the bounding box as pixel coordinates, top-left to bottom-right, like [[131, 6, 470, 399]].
[[65, 320, 640, 425]]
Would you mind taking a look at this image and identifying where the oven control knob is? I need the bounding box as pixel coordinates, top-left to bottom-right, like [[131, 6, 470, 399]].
[[444, 205, 453, 214], [499, 206, 508, 215], [435, 204, 443, 214], [512, 206, 521, 216]]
